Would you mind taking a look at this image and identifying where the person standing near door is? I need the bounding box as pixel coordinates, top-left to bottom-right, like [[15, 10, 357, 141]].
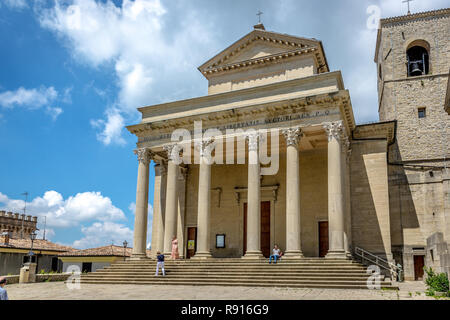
[[171, 236, 180, 260]]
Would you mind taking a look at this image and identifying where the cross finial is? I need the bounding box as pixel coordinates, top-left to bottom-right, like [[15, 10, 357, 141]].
[[257, 10, 263, 24], [402, 0, 413, 15]]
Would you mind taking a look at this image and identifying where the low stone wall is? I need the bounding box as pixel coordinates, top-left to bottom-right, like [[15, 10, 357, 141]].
[[4, 273, 70, 284]]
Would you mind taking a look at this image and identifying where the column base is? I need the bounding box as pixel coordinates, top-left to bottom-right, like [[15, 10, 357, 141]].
[[242, 251, 264, 259], [283, 251, 304, 259], [325, 250, 348, 259], [129, 253, 149, 261], [191, 252, 213, 260]]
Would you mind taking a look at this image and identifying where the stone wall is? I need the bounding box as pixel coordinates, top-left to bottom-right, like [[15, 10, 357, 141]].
[[349, 140, 392, 260], [4, 273, 70, 285], [0, 252, 61, 275], [426, 232, 450, 276]]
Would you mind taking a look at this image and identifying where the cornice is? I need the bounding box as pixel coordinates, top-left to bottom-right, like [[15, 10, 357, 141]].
[[136, 71, 344, 115], [352, 120, 396, 145], [379, 8, 449, 25], [127, 90, 354, 138]]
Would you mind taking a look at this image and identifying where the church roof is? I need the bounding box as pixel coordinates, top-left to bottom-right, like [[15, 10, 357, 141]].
[[198, 25, 329, 78]]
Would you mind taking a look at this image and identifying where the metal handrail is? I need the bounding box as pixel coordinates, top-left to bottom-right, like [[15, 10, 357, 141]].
[[354, 247, 401, 280]]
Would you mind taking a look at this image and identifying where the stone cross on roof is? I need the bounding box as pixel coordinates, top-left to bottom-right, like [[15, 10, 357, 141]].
[[402, 0, 414, 15], [257, 10, 263, 24]]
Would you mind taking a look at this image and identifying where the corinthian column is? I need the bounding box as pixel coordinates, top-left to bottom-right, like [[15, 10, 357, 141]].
[[132, 148, 153, 259], [282, 127, 304, 259], [193, 139, 214, 259], [243, 132, 263, 259], [151, 160, 167, 257], [323, 121, 347, 259], [163, 144, 180, 256]]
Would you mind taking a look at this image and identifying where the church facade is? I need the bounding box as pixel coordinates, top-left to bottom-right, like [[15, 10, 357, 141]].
[[127, 9, 450, 281]]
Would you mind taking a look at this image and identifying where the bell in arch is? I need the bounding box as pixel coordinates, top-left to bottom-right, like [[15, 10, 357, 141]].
[[409, 61, 423, 76]]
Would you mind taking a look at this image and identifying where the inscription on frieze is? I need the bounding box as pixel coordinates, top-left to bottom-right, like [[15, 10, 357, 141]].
[[138, 109, 339, 143]]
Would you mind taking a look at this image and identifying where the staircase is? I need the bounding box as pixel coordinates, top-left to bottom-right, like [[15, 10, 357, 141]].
[[79, 258, 397, 289]]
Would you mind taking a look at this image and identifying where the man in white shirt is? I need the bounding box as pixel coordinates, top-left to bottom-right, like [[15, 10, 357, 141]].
[[269, 245, 283, 264]]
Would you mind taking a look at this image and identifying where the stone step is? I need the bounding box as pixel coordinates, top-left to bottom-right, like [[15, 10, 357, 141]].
[[78, 279, 394, 290], [106, 263, 366, 268], [90, 271, 370, 277], [82, 274, 376, 281], [79, 258, 395, 290], [80, 276, 390, 285], [103, 267, 368, 273], [114, 260, 358, 266]]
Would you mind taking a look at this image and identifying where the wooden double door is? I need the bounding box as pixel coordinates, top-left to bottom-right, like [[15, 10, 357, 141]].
[[243, 201, 271, 258]]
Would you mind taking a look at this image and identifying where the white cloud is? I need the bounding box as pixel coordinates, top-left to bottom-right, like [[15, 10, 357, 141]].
[[90, 108, 126, 146], [2, 0, 28, 10], [72, 221, 133, 249], [38, 0, 215, 145], [46, 106, 63, 121], [0, 86, 58, 109], [0, 190, 126, 229]]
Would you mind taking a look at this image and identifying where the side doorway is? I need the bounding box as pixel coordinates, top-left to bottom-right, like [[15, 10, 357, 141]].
[[414, 255, 425, 281], [186, 227, 197, 259], [319, 221, 329, 258]]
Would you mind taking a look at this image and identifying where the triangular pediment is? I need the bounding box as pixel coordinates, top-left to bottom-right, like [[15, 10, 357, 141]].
[[198, 28, 329, 75]]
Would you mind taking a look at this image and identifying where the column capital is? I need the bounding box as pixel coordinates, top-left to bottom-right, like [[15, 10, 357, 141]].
[[195, 138, 215, 157], [163, 144, 182, 162], [245, 132, 265, 151], [134, 148, 154, 165], [281, 127, 304, 147], [323, 121, 344, 142]]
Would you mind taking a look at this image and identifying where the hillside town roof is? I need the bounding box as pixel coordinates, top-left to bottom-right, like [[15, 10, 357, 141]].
[[0, 238, 74, 253], [58, 245, 146, 257]]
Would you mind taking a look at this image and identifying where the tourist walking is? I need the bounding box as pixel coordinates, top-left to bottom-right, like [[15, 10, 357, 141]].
[[0, 277, 8, 300], [155, 251, 166, 276], [171, 236, 180, 260], [269, 245, 283, 264]]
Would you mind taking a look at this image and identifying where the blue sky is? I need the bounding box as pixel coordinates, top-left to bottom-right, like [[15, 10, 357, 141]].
[[0, 0, 447, 249]]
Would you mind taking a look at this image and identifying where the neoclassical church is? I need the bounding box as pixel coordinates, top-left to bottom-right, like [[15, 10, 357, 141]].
[[127, 9, 450, 281]]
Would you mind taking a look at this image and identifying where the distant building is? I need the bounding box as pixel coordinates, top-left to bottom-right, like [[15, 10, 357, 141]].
[[0, 231, 74, 275], [0, 210, 37, 239], [59, 245, 139, 273]]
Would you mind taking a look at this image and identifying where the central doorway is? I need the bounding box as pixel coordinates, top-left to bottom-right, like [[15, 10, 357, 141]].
[[243, 201, 271, 258]]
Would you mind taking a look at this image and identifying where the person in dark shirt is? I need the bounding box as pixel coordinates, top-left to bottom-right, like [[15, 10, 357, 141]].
[[155, 251, 166, 276]]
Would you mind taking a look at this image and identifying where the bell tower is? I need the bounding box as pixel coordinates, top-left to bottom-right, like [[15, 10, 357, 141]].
[[375, 8, 450, 161], [374, 8, 450, 280]]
